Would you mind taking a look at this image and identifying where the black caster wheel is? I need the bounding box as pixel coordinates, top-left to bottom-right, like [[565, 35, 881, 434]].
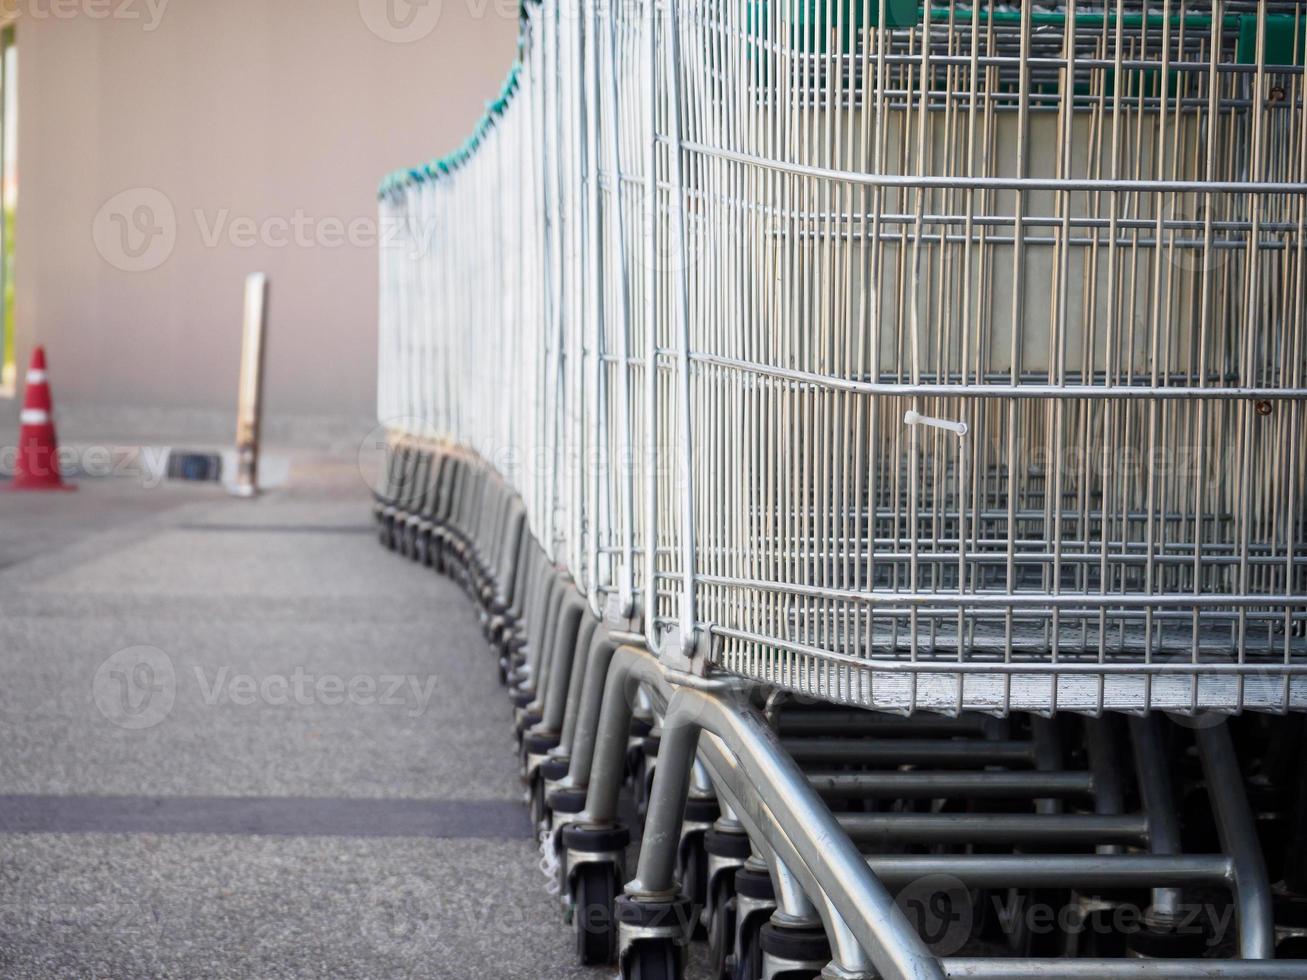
[[1065, 904, 1127, 958], [1025, 889, 1071, 956], [511, 688, 537, 710], [632, 755, 655, 822], [628, 732, 657, 782], [528, 772, 551, 829], [1279, 935, 1307, 958], [573, 862, 620, 965], [999, 888, 1070, 957], [623, 939, 683, 980], [1126, 923, 1218, 959], [707, 872, 737, 980], [382, 519, 398, 551], [729, 867, 773, 980], [677, 833, 709, 941], [733, 917, 763, 980], [414, 531, 430, 566], [758, 922, 830, 980], [522, 728, 556, 757], [625, 743, 644, 787]]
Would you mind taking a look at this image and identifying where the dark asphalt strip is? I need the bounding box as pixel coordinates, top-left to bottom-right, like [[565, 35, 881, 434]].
[[0, 796, 532, 839]]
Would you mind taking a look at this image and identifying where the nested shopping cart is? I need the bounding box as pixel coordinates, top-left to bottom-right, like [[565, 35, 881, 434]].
[[374, 0, 1307, 977]]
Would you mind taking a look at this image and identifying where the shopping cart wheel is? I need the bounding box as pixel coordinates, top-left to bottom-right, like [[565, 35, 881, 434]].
[[547, 785, 587, 879], [1276, 893, 1307, 958], [677, 832, 709, 940], [730, 866, 776, 980], [528, 753, 568, 829], [704, 828, 749, 978], [999, 888, 1072, 956], [414, 530, 431, 566], [631, 751, 656, 823], [707, 873, 737, 979], [622, 939, 681, 980], [528, 772, 549, 829], [540, 756, 571, 784], [625, 744, 643, 785], [1126, 923, 1216, 959], [1279, 936, 1307, 958], [573, 862, 620, 965], [733, 919, 763, 980], [511, 688, 537, 710], [758, 921, 829, 980]]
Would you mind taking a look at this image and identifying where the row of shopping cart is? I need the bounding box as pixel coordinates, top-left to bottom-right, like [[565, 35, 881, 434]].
[[375, 441, 1307, 976], [375, 0, 1307, 975]]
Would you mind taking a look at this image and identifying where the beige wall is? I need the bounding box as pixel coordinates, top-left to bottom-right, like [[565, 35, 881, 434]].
[[9, 0, 518, 446]]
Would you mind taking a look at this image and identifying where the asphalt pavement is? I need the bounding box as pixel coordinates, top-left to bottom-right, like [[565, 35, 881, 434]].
[[0, 456, 612, 979]]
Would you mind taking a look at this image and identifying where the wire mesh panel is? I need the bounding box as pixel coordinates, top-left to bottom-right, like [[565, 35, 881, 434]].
[[378, 0, 1307, 717], [680, 1, 1307, 714]]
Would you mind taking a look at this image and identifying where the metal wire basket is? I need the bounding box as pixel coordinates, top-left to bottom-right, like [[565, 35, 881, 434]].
[[378, 0, 1307, 717], [673, 0, 1307, 714]]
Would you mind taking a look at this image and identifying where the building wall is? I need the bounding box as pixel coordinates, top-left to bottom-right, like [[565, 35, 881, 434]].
[[8, 0, 519, 447]]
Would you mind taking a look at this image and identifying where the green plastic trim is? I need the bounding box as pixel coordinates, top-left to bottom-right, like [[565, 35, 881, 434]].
[[1238, 13, 1305, 67], [928, 7, 1238, 30], [780, 3, 1268, 58], [377, 3, 530, 199], [379, 1, 1300, 199]]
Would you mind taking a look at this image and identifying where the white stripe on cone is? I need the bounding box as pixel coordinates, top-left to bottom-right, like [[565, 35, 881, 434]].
[[20, 409, 51, 426], [26, 370, 47, 384]]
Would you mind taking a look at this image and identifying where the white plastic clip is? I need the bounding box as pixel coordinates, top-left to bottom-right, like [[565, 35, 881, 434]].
[[904, 409, 968, 438]]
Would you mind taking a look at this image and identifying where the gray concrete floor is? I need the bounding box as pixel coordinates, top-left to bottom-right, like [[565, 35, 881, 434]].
[[0, 458, 615, 979]]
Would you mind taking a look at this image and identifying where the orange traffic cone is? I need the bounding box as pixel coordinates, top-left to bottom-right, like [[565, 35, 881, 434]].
[[9, 347, 75, 492]]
